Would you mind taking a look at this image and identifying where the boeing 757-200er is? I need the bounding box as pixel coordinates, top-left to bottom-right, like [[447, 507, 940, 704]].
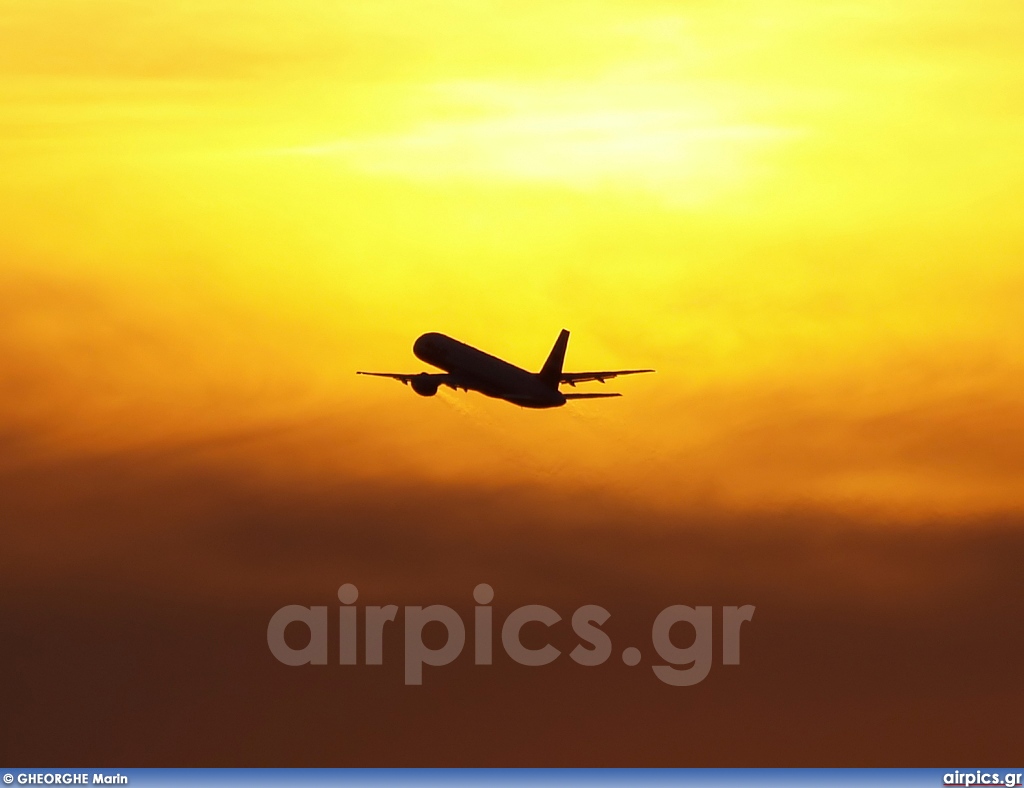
[[358, 330, 653, 408]]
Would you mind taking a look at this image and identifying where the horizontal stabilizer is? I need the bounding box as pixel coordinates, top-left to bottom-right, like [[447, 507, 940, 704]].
[[563, 392, 622, 399]]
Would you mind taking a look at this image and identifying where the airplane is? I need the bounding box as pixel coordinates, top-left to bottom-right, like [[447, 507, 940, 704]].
[[357, 329, 653, 409]]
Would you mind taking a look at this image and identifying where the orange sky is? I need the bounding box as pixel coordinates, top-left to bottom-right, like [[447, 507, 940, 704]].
[[4, 3, 1024, 767], [2, 0, 1023, 519]]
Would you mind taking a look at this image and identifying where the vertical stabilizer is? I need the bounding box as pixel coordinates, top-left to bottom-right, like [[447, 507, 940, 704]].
[[539, 329, 570, 389]]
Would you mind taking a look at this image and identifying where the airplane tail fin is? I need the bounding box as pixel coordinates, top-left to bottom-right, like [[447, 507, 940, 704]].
[[538, 329, 569, 389]]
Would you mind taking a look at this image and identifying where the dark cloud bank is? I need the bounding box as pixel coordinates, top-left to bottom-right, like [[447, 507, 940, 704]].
[[2, 443, 1022, 765]]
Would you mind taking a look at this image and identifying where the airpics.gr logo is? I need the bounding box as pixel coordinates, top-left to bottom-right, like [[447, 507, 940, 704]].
[[267, 584, 755, 686]]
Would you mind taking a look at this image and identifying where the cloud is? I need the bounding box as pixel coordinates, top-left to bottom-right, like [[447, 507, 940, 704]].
[[2, 436, 1023, 764], [2, 0, 1024, 761]]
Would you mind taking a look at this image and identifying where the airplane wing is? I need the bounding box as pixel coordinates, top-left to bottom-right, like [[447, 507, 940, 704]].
[[356, 371, 459, 388], [560, 369, 654, 386]]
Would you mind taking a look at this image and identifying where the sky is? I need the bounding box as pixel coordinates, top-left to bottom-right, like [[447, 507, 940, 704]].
[[3, 0, 1023, 516], [1, 0, 1023, 765]]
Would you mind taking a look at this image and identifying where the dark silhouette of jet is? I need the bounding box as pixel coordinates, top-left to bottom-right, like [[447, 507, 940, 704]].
[[358, 330, 654, 408]]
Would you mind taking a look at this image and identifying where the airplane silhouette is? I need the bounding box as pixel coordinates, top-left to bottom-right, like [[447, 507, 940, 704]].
[[358, 330, 653, 408]]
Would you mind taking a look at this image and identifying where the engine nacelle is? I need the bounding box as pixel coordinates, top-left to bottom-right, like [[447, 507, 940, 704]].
[[411, 375, 439, 397]]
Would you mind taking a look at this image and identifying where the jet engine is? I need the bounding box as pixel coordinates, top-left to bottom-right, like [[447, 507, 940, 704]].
[[411, 375, 439, 397]]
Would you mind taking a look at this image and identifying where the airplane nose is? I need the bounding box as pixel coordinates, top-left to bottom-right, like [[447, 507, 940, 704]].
[[413, 333, 433, 360]]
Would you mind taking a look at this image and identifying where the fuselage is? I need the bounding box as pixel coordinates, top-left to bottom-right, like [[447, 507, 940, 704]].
[[413, 332, 566, 408]]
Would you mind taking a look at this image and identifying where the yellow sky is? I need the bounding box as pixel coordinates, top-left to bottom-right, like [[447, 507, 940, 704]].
[[2, 0, 1023, 519]]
